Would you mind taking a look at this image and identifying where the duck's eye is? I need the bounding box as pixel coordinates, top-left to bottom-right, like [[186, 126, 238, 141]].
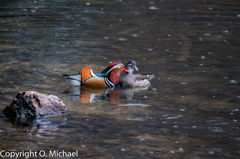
[[120, 66, 122, 69]]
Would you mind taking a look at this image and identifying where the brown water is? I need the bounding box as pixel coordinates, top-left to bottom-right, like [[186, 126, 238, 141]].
[[0, 0, 240, 158]]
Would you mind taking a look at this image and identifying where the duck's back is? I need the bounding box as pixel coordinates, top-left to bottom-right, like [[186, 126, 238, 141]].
[[121, 73, 154, 87]]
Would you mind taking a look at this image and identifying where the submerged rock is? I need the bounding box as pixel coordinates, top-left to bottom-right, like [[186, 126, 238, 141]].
[[3, 91, 67, 119]]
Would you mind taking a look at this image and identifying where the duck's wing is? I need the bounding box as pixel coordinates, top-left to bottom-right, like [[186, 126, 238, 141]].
[[134, 73, 155, 81], [79, 66, 94, 83], [64, 66, 101, 86]]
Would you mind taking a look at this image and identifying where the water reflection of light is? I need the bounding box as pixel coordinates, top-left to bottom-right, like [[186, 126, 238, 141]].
[[149, 6, 159, 10]]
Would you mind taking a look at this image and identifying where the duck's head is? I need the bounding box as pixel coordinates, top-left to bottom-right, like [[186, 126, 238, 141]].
[[125, 60, 138, 74], [101, 61, 128, 75]]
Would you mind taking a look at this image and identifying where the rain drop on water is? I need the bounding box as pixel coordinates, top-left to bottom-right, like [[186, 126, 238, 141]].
[[149, 6, 159, 10], [118, 38, 127, 41], [179, 148, 184, 151], [132, 34, 138, 37], [121, 148, 126, 152], [230, 80, 238, 83], [204, 33, 211, 36]]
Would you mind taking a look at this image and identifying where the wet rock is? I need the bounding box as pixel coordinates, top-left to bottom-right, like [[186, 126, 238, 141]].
[[3, 91, 67, 119]]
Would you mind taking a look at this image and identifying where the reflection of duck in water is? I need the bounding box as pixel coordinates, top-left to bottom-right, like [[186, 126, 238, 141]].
[[64, 85, 149, 104], [120, 60, 155, 87], [79, 86, 118, 103], [63, 85, 114, 103], [64, 61, 128, 87], [79, 86, 149, 103]]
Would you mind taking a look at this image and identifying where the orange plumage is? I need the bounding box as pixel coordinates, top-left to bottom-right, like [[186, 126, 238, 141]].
[[65, 61, 128, 87]]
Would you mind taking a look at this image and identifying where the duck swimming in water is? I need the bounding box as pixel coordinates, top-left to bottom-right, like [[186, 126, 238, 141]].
[[64, 61, 128, 87], [120, 60, 155, 87]]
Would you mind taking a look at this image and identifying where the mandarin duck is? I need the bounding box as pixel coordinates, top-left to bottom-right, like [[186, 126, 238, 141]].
[[120, 60, 155, 87], [64, 61, 128, 87]]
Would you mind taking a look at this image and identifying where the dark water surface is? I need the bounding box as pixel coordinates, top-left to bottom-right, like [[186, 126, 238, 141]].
[[1, 0, 240, 158]]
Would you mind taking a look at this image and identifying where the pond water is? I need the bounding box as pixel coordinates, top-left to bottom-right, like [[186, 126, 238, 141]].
[[0, 0, 240, 158]]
